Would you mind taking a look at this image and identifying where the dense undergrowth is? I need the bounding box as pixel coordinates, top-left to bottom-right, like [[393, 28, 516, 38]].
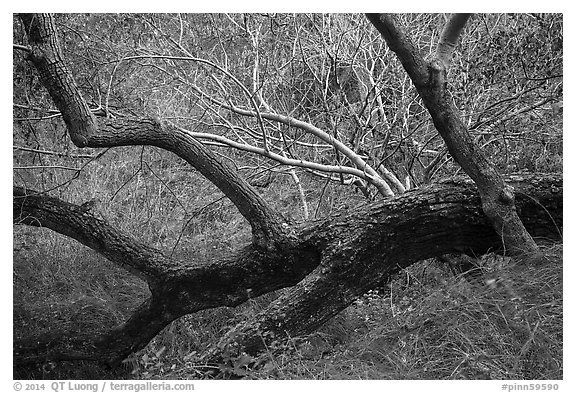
[[12, 140, 563, 381], [12, 149, 563, 380], [13, 13, 562, 380], [14, 216, 562, 380]]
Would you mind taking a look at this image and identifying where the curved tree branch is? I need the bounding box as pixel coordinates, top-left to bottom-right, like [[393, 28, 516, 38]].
[[437, 13, 473, 69], [192, 88, 396, 196], [13, 174, 562, 366], [18, 13, 289, 251], [13, 186, 172, 283], [367, 13, 542, 259], [178, 126, 390, 183]]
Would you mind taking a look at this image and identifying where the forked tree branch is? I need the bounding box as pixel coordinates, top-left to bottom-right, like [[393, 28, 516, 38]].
[[367, 13, 542, 259], [111, 53, 400, 197], [18, 13, 289, 250], [13, 175, 563, 366], [190, 84, 396, 196], [437, 14, 473, 68]]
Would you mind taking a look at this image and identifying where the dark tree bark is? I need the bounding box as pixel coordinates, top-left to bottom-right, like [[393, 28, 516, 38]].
[[201, 174, 562, 362], [366, 14, 542, 260], [18, 14, 98, 147], [13, 186, 319, 365], [18, 13, 290, 252], [14, 13, 562, 370], [14, 174, 562, 366]]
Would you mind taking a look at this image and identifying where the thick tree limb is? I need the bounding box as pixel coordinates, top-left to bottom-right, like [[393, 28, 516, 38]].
[[203, 173, 562, 362], [18, 14, 98, 147], [13, 174, 562, 366], [14, 187, 172, 283], [13, 184, 320, 308], [365, 14, 429, 86], [17, 13, 288, 250], [367, 14, 542, 259], [13, 298, 175, 367], [13, 185, 320, 365]]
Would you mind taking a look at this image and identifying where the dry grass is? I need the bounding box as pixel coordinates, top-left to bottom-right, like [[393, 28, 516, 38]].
[[12, 149, 562, 380], [117, 245, 562, 380]]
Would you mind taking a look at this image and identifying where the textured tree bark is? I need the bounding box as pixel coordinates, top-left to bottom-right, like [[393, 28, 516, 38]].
[[13, 186, 319, 366], [201, 174, 562, 362], [13, 174, 562, 366], [17, 13, 290, 252], [366, 14, 543, 260], [18, 14, 98, 147], [14, 13, 562, 371]]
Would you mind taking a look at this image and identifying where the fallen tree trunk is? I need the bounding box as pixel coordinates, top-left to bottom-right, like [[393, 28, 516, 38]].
[[202, 173, 562, 362], [13, 173, 562, 367], [14, 14, 562, 370]]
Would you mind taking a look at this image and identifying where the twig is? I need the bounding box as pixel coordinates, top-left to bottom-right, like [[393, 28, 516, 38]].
[[14, 165, 81, 171], [13, 145, 97, 159]]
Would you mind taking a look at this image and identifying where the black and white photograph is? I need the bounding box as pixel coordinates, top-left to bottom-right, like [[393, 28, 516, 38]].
[[11, 10, 564, 385]]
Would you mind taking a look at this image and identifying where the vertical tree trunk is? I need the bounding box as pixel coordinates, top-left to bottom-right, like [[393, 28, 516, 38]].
[[366, 13, 542, 261]]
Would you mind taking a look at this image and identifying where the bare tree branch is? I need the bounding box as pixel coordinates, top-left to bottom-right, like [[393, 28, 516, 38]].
[[13, 145, 97, 159], [18, 13, 290, 250], [437, 14, 473, 69], [367, 13, 542, 259]]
